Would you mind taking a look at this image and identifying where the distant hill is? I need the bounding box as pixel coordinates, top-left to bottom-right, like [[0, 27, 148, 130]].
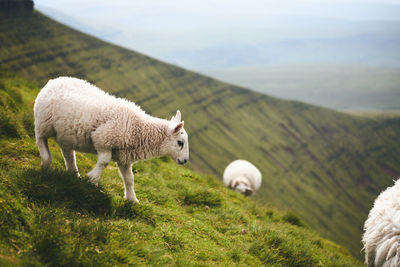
[[1, 10, 399, 259], [201, 65, 400, 112], [0, 70, 361, 266]]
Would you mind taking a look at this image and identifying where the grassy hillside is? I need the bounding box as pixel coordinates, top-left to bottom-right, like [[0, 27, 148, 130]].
[[0, 71, 361, 266], [0, 10, 399, 258]]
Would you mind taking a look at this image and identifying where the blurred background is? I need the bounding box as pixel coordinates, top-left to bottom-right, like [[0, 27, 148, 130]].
[[36, 0, 400, 112]]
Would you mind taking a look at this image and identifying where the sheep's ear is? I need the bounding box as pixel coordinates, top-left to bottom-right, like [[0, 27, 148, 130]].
[[172, 121, 184, 135], [171, 110, 181, 123], [175, 110, 182, 121]]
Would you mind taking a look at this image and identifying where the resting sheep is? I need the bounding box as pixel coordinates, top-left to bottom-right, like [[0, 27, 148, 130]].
[[362, 179, 400, 267], [34, 77, 189, 203], [223, 160, 261, 196]]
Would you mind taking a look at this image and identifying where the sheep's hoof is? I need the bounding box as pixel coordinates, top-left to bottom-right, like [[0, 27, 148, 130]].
[[88, 177, 99, 186], [41, 163, 51, 170], [126, 196, 139, 204], [68, 171, 80, 177], [87, 173, 100, 186]]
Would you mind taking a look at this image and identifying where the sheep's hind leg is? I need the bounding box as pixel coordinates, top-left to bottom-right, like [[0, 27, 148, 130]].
[[36, 136, 52, 169], [117, 162, 139, 203], [61, 147, 80, 177], [87, 151, 111, 186]]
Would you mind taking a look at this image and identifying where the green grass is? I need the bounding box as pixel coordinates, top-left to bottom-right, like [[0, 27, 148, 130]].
[[0, 10, 399, 258], [0, 71, 360, 266]]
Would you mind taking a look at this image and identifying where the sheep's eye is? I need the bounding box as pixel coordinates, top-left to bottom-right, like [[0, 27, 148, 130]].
[[177, 140, 184, 149]]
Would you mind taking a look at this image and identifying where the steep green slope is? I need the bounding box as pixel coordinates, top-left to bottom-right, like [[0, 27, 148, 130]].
[[0, 10, 399, 258], [0, 71, 361, 266]]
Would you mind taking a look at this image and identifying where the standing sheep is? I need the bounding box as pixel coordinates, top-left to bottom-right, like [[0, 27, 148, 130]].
[[34, 77, 189, 203], [223, 160, 262, 196], [362, 179, 400, 267]]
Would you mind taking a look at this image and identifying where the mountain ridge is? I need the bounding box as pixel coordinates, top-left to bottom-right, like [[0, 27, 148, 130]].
[[200, 64, 400, 112]]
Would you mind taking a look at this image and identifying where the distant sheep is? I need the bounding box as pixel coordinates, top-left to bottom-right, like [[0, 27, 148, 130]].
[[34, 77, 189, 203], [363, 179, 400, 266], [223, 160, 261, 196]]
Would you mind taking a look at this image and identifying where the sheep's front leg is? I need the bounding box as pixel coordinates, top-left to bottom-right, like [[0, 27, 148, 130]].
[[117, 163, 139, 203], [87, 150, 111, 186]]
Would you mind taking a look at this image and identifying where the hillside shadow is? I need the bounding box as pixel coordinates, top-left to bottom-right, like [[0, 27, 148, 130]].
[[17, 169, 113, 216], [112, 200, 157, 226], [17, 168, 159, 224]]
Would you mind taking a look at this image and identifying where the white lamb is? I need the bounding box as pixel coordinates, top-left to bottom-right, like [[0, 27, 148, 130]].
[[34, 77, 189, 203], [363, 179, 400, 267], [223, 160, 262, 196]]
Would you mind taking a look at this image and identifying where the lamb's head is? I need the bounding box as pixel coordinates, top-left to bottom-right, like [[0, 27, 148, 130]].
[[160, 110, 189, 165], [233, 176, 253, 196]]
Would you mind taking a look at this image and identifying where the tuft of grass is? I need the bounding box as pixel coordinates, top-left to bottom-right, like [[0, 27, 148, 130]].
[[181, 188, 222, 207], [22, 112, 35, 137], [0, 191, 29, 239], [113, 199, 157, 225], [0, 70, 37, 139], [248, 224, 319, 267], [282, 211, 308, 228], [0, 109, 22, 138], [162, 230, 184, 251]]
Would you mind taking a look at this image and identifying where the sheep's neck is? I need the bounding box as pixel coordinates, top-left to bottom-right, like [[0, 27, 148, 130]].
[[127, 117, 169, 161]]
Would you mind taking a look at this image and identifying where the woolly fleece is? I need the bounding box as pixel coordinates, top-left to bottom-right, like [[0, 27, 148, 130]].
[[223, 159, 262, 196], [363, 179, 400, 267]]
